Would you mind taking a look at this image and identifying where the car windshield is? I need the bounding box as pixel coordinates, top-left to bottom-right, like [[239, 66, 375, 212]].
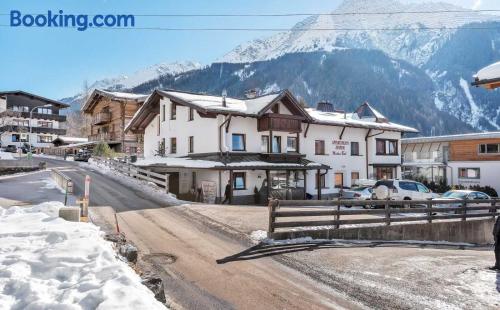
[[442, 191, 468, 199]]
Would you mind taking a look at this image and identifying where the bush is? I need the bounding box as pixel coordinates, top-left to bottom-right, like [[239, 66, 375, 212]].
[[468, 185, 498, 197], [92, 141, 115, 157]]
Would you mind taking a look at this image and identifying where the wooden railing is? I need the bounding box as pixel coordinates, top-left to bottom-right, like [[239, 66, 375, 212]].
[[94, 157, 168, 192], [92, 112, 111, 125], [89, 132, 116, 142], [268, 199, 500, 233]]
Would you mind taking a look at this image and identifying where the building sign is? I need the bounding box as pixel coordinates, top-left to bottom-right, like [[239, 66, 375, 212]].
[[201, 181, 217, 204], [332, 140, 349, 156]]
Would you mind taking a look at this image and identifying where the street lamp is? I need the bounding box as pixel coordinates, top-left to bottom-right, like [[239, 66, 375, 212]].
[[29, 104, 52, 154]]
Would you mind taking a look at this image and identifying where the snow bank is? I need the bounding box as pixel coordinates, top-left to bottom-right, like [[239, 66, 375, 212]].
[[0, 202, 166, 309], [0, 151, 15, 160]]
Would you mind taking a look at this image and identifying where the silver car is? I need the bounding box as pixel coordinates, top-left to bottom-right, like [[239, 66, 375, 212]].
[[342, 186, 373, 208], [433, 190, 491, 214]]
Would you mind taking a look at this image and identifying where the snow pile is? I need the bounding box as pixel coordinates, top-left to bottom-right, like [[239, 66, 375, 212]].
[[0, 202, 166, 309], [0, 151, 15, 160]]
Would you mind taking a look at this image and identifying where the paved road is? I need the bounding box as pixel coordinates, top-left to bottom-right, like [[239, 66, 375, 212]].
[[25, 157, 361, 309]]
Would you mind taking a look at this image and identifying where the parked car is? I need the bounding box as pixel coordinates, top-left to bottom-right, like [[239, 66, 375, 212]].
[[341, 186, 373, 208], [20, 143, 34, 154], [432, 190, 492, 214], [372, 179, 438, 207], [74, 150, 91, 162], [4, 145, 17, 153]]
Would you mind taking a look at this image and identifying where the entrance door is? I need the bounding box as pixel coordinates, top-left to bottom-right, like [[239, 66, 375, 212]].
[[168, 172, 180, 196]]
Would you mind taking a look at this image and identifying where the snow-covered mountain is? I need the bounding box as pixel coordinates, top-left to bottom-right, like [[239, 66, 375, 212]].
[[220, 0, 497, 66], [88, 61, 202, 91]]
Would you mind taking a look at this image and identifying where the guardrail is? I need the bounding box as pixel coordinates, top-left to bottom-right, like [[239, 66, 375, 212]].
[[51, 169, 73, 205], [268, 198, 500, 233], [94, 157, 169, 192]]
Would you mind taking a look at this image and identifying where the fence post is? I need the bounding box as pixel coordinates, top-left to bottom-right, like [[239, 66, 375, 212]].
[[427, 199, 432, 224], [385, 198, 391, 226], [268, 199, 278, 236], [461, 199, 467, 222], [491, 200, 497, 218], [165, 173, 169, 193], [335, 198, 341, 229]]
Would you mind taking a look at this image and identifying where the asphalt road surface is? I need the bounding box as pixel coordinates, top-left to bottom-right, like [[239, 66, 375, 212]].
[[22, 157, 361, 309]]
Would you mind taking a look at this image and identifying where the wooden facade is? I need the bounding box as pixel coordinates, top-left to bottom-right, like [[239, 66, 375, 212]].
[[83, 92, 144, 155], [449, 138, 500, 161]]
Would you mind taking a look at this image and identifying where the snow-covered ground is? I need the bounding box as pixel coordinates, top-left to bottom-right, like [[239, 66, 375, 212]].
[[0, 151, 15, 160], [0, 202, 166, 309], [80, 159, 183, 206]]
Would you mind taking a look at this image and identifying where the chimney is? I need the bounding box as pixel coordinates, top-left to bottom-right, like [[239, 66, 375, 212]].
[[245, 89, 258, 99], [316, 101, 334, 112], [222, 89, 227, 107]]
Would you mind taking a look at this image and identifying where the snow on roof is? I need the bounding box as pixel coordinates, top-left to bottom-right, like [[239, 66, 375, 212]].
[[306, 108, 418, 133], [53, 136, 88, 143], [159, 90, 281, 115], [60, 141, 97, 148], [134, 156, 322, 169], [96, 89, 149, 101], [474, 61, 500, 81], [402, 131, 500, 144]]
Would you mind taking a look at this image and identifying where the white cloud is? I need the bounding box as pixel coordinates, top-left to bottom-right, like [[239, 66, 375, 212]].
[[472, 0, 482, 10]]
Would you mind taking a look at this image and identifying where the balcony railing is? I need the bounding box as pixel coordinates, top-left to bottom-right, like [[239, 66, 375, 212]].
[[403, 151, 446, 164], [89, 132, 117, 142], [257, 113, 304, 133], [0, 125, 66, 135], [0, 110, 66, 122], [92, 112, 112, 125]]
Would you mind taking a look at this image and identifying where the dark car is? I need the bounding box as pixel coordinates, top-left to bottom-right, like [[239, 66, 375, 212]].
[[4, 145, 17, 153], [20, 143, 34, 154], [74, 150, 91, 162]]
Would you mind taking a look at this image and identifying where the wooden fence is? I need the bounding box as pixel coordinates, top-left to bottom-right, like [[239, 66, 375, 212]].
[[268, 198, 500, 233], [94, 158, 169, 192]]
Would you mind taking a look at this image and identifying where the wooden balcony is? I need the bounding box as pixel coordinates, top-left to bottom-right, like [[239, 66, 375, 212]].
[[92, 112, 111, 125], [89, 132, 116, 142], [257, 113, 304, 133]]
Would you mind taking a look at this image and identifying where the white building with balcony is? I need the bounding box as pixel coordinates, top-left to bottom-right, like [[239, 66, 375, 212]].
[[126, 89, 417, 203], [0, 91, 68, 150]]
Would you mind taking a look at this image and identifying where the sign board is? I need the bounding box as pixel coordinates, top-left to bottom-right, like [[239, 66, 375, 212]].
[[201, 181, 217, 204], [332, 140, 349, 156]]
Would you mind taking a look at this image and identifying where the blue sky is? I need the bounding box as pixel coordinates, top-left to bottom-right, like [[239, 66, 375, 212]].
[[0, 0, 497, 99]]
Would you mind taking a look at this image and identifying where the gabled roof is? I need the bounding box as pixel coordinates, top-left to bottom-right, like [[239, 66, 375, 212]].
[[0, 90, 70, 108], [472, 61, 500, 89], [81, 89, 149, 112], [125, 89, 311, 133]]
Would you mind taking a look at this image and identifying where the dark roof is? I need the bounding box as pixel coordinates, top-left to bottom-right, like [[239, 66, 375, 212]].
[[0, 90, 70, 108]]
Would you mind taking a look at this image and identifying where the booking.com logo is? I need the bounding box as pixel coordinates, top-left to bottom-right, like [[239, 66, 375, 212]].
[[10, 10, 135, 31]]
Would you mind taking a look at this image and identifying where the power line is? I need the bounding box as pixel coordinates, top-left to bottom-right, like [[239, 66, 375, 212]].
[[1, 24, 499, 32], [0, 9, 500, 17]]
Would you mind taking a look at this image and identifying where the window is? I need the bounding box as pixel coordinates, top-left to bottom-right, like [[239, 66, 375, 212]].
[[12, 134, 28, 142], [399, 181, 418, 191], [129, 147, 137, 154], [188, 107, 194, 121], [157, 116, 160, 136], [12, 106, 29, 112], [161, 104, 166, 122], [272, 136, 281, 153], [232, 134, 246, 151], [375, 167, 394, 180], [38, 135, 52, 143], [261, 136, 269, 153], [38, 121, 53, 128], [158, 139, 165, 156], [271, 104, 279, 114], [351, 172, 359, 186], [479, 143, 500, 154], [376, 139, 398, 155], [416, 183, 430, 193], [458, 168, 480, 179], [37, 107, 52, 114], [287, 136, 298, 152], [170, 137, 177, 154], [316, 173, 326, 189], [188, 136, 194, 153], [233, 172, 246, 190], [13, 119, 29, 127], [315, 140, 325, 155], [334, 173, 344, 188], [351, 142, 360, 156], [192, 171, 197, 189], [170, 103, 177, 120]]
